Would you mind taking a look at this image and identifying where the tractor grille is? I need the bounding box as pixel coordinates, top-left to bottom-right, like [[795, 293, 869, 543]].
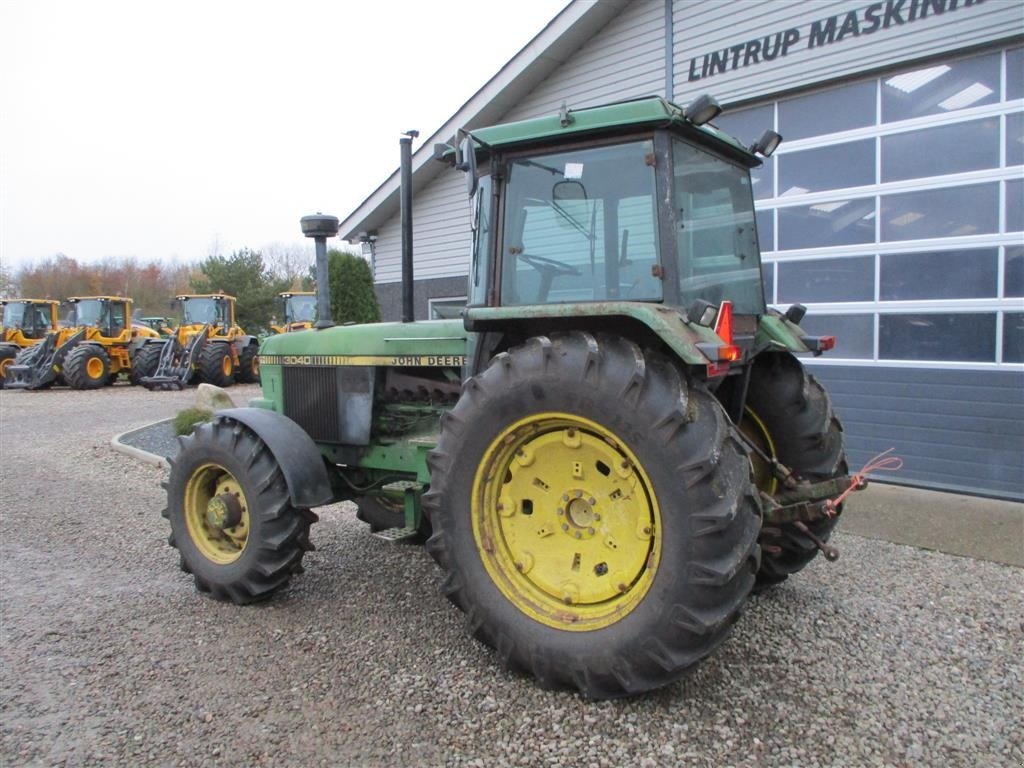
[[283, 366, 342, 443], [281, 365, 375, 445]]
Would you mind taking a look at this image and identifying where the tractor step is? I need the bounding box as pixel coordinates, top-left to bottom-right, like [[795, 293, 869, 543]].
[[380, 480, 423, 493], [371, 526, 420, 542]]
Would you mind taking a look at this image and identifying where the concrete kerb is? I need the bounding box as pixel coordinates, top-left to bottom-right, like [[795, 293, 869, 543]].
[[111, 420, 172, 469]]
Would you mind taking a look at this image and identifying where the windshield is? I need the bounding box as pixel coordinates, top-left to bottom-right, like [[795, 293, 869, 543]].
[[182, 298, 226, 325], [2, 303, 26, 328], [285, 295, 316, 323], [673, 139, 765, 314], [69, 300, 104, 326], [501, 139, 662, 305]]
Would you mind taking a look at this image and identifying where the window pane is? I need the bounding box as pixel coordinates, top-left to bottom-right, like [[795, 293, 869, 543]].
[[779, 198, 875, 250], [674, 139, 765, 313], [762, 262, 775, 304], [1006, 245, 1024, 298], [714, 105, 775, 200], [879, 313, 996, 362], [714, 105, 774, 145], [881, 184, 998, 241], [1007, 48, 1023, 101], [1004, 312, 1024, 363], [1007, 112, 1024, 168], [1007, 179, 1023, 233], [779, 80, 876, 140], [880, 248, 998, 300], [756, 209, 774, 252], [882, 52, 1000, 123], [882, 119, 1000, 182], [501, 141, 661, 305], [799, 313, 873, 359], [779, 139, 874, 195], [778, 256, 874, 303]]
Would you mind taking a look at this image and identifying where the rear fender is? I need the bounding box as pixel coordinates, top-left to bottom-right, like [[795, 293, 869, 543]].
[[213, 407, 334, 509]]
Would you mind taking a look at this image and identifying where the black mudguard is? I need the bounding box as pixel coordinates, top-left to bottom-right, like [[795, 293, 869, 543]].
[[214, 407, 335, 509]]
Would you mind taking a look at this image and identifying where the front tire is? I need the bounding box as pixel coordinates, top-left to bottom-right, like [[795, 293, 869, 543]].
[[130, 342, 164, 384], [424, 333, 760, 698], [237, 344, 260, 384], [64, 345, 110, 390], [0, 345, 17, 388], [164, 417, 316, 603]]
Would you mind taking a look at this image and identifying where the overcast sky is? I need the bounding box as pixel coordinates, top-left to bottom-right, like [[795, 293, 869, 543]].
[[0, 0, 568, 271]]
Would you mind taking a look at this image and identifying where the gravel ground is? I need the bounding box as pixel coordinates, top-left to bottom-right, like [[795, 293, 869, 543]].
[[1, 384, 1022, 768]]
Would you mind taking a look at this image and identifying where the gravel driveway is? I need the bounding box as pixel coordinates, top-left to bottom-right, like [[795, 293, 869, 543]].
[[1, 385, 1021, 767]]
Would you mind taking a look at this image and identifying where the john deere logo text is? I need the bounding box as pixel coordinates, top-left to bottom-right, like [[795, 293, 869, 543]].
[[261, 354, 467, 367]]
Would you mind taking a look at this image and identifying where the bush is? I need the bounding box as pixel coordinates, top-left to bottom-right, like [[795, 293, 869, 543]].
[[326, 249, 381, 324], [173, 407, 213, 436]]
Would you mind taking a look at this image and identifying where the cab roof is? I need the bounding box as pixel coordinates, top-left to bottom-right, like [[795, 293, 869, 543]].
[[467, 96, 759, 166], [176, 294, 237, 301], [67, 296, 130, 302], [1, 298, 59, 305]]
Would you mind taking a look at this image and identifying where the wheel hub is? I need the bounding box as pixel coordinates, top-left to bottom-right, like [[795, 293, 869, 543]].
[[561, 492, 599, 539], [206, 492, 243, 530]]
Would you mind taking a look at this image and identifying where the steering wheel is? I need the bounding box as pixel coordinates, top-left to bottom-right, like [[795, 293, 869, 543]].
[[518, 252, 581, 277]]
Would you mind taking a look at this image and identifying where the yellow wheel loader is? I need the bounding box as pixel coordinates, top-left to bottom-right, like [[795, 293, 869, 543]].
[[269, 291, 317, 334], [0, 299, 59, 387]]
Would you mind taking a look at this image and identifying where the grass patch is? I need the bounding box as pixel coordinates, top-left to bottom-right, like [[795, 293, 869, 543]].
[[173, 407, 213, 436]]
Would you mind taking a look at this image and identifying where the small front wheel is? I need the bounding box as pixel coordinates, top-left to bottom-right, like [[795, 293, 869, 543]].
[[164, 417, 316, 603]]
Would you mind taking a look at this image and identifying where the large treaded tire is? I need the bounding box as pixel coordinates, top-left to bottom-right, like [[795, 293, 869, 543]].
[[64, 345, 110, 390], [237, 343, 260, 384], [423, 332, 760, 699], [744, 351, 846, 587], [129, 342, 164, 385], [163, 417, 316, 604], [0, 345, 17, 388], [198, 343, 235, 387]]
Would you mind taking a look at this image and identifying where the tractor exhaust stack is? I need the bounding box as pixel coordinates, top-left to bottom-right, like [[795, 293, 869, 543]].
[[300, 213, 340, 329], [400, 130, 419, 323]]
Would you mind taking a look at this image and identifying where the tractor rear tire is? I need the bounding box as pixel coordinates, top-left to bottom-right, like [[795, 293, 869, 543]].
[[130, 342, 164, 385], [742, 351, 847, 588], [163, 416, 316, 603], [237, 344, 260, 384], [64, 345, 111, 390], [199, 343, 235, 387], [0, 345, 16, 388], [424, 332, 760, 699]]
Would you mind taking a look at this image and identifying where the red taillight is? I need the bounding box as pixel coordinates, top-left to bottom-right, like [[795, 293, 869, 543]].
[[720, 344, 741, 362], [818, 335, 836, 351]]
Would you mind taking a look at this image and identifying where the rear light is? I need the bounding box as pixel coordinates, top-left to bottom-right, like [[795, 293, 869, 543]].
[[800, 335, 837, 356], [714, 300, 733, 345]]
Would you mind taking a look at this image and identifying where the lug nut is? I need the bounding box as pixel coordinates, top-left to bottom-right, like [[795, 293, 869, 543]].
[[594, 562, 608, 576]]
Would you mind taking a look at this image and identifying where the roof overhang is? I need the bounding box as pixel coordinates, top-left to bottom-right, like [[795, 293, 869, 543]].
[[339, 0, 630, 243]]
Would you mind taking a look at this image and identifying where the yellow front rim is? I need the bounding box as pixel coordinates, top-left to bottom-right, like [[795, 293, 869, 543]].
[[86, 356, 104, 379], [0, 358, 11, 379], [740, 407, 779, 496], [221, 354, 233, 377], [472, 413, 661, 632], [184, 463, 250, 564]]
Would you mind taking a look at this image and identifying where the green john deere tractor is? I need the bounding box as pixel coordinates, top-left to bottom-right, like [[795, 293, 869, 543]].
[[163, 96, 855, 698]]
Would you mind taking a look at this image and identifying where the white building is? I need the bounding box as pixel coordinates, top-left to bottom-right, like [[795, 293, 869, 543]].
[[339, 0, 1024, 499]]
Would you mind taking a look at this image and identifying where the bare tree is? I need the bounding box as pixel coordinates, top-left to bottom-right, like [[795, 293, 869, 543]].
[[261, 241, 313, 288]]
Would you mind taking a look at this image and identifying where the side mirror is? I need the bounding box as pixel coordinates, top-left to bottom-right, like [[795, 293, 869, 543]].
[[553, 180, 587, 201], [459, 135, 478, 196]]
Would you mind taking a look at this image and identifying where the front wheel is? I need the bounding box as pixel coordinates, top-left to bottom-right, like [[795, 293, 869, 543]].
[[164, 417, 316, 603], [237, 344, 260, 384], [64, 345, 110, 390], [0, 345, 17, 388], [424, 332, 760, 698]]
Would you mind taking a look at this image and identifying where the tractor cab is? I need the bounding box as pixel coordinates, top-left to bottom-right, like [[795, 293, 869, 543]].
[[176, 294, 237, 337], [65, 297, 131, 343], [1, 299, 59, 342]]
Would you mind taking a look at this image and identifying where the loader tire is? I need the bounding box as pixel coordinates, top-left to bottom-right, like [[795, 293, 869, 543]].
[[163, 416, 316, 603], [64, 345, 111, 390], [237, 344, 260, 384], [742, 351, 847, 588], [0, 345, 16, 388], [424, 332, 760, 699], [198, 343, 235, 387], [129, 343, 164, 385]]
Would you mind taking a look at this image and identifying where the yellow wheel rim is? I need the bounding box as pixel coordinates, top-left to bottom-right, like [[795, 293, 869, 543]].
[[472, 412, 661, 632], [0, 358, 11, 379], [86, 356, 104, 379], [221, 354, 233, 377], [251, 356, 259, 377], [183, 463, 250, 564], [740, 407, 779, 496]]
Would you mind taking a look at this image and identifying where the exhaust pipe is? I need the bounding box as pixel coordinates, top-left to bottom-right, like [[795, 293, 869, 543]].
[[300, 213, 339, 329], [400, 130, 419, 323]]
